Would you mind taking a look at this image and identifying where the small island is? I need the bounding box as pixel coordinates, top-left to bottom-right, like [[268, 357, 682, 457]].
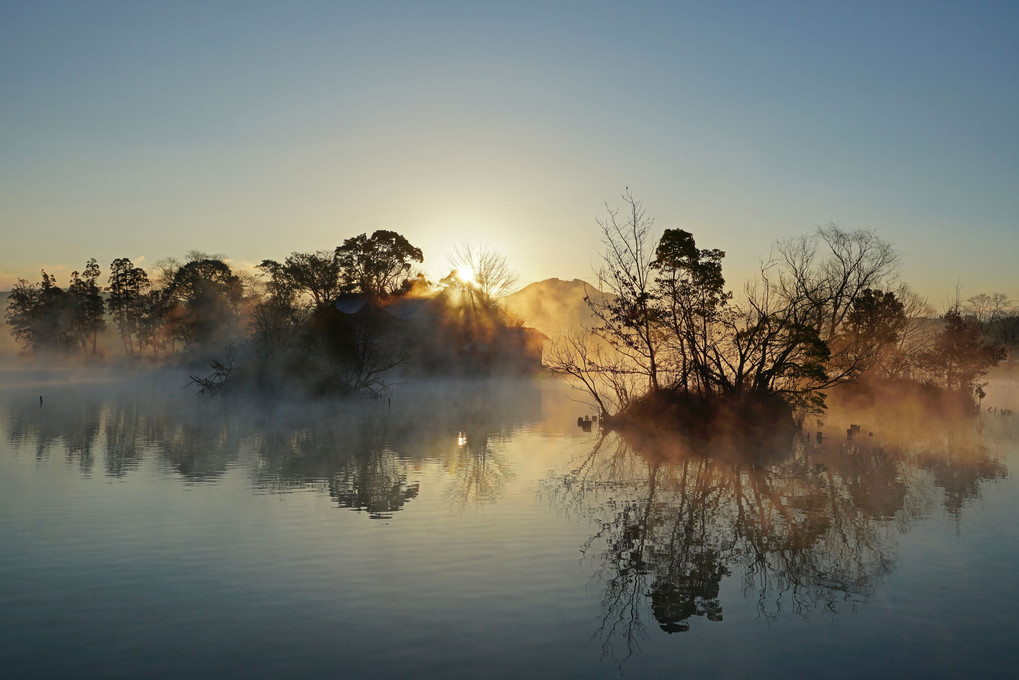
[[546, 192, 1008, 451]]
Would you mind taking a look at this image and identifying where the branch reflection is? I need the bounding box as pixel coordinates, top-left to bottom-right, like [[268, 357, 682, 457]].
[[545, 412, 1007, 661]]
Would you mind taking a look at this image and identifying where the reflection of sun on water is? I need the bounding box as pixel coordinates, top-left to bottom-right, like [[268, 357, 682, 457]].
[[457, 431, 467, 447]]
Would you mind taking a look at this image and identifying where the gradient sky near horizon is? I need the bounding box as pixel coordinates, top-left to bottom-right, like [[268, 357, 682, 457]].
[[2, 1, 1017, 306]]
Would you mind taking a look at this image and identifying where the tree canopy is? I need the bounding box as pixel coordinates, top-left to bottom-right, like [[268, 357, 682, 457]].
[[335, 230, 423, 298], [5, 261, 106, 354]]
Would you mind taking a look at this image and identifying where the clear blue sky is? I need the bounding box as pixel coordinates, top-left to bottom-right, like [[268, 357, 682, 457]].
[[2, 0, 1017, 305]]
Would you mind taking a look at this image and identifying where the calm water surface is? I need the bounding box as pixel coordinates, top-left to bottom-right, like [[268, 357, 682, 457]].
[[2, 369, 1018, 679]]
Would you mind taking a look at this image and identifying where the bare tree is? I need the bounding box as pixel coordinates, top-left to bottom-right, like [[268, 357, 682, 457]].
[[151, 257, 181, 289], [587, 190, 663, 392], [546, 331, 643, 416], [964, 292, 1010, 328], [770, 225, 901, 389], [447, 242, 519, 302], [964, 292, 1016, 348], [774, 225, 899, 342], [341, 316, 407, 396]]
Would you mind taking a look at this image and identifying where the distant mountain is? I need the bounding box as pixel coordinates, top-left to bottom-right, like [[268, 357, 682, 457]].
[[501, 278, 603, 339]]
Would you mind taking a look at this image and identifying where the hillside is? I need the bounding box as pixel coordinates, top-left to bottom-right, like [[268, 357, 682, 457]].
[[501, 278, 603, 340]]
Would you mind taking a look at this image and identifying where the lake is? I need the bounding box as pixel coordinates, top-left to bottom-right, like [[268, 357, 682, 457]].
[[2, 367, 1018, 679]]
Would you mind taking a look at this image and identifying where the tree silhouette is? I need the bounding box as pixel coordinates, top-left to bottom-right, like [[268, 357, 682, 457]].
[[5, 261, 106, 354], [259, 250, 342, 310], [162, 257, 244, 351], [923, 306, 1005, 396], [447, 241, 519, 303], [68, 258, 105, 353], [652, 228, 730, 396], [107, 258, 150, 355], [335, 230, 423, 298], [587, 191, 663, 392]]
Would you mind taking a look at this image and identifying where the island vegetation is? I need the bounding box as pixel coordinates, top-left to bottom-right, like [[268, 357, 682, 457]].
[[545, 191, 1011, 443], [2, 194, 1013, 434]]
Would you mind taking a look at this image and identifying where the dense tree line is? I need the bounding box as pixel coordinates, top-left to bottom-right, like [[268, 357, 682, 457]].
[[548, 192, 1009, 420], [5, 254, 248, 358], [3, 230, 530, 396], [6, 259, 105, 354]]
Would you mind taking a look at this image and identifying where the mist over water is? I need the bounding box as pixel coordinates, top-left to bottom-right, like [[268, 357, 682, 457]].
[[3, 0, 1017, 673], [1, 367, 1018, 678]]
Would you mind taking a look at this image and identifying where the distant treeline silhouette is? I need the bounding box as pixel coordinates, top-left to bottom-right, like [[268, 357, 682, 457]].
[[3, 231, 540, 396]]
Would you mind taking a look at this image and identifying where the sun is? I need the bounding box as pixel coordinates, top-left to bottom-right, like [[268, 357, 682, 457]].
[[457, 266, 477, 287]]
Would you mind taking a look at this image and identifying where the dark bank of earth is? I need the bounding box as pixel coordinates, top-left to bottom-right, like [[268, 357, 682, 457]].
[[601, 389, 798, 460]]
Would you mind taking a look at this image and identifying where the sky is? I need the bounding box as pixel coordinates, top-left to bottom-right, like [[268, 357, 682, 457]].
[[2, 0, 1017, 307]]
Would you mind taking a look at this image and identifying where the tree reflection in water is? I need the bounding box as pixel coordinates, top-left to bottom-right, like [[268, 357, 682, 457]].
[[248, 380, 530, 515], [3, 376, 1008, 664], [2, 377, 539, 517], [251, 416, 421, 519], [443, 429, 514, 510], [329, 449, 420, 519], [544, 415, 1007, 662], [6, 395, 104, 474]]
